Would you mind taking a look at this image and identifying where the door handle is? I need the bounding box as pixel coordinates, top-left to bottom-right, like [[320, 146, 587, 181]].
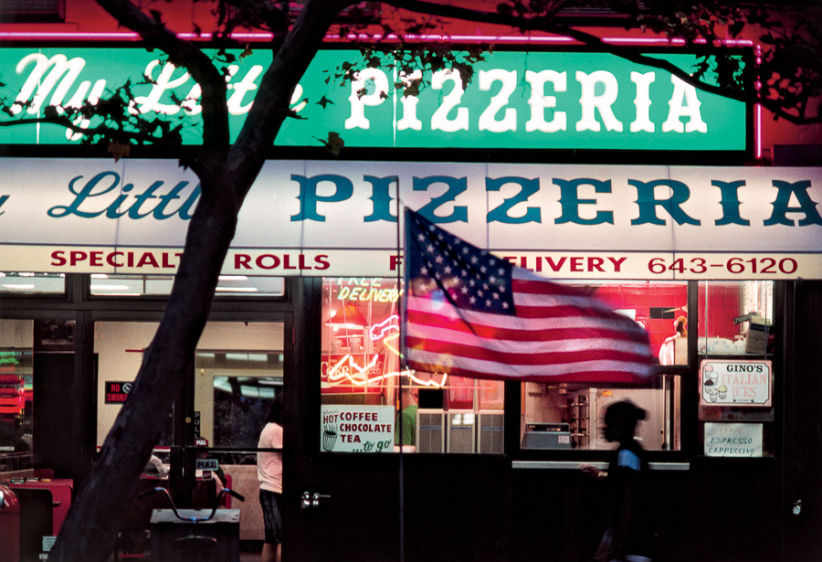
[[301, 490, 332, 510]]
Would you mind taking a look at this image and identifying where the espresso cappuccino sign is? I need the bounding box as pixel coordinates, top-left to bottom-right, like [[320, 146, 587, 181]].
[[0, 47, 747, 150]]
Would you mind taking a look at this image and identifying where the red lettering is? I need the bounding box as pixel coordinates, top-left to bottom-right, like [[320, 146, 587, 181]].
[[570, 257, 583, 272], [89, 251, 103, 266], [51, 251, 66, 266], [256, 254, 280, 270], [283, 254, 297, 270], [70, 250, 87, 265], [389, 255, 402, 271], [162, 252, 176, 268], [298, 254, 312, 270], [544, 257, 566, 271], [315, 255, 330, 270], [588, 257, 604, 271], [136, 252, 159, 268], [107, 252, 125, 267], [235, 254, 251, 269], [608, 257, 627, 272]]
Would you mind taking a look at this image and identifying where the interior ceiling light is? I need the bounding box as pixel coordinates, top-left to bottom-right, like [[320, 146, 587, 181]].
[[325, 302, 367, 330], [91, 284, 132, 291]]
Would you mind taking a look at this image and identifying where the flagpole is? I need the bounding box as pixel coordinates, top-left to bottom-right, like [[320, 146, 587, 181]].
[[396, 195, 405, 562]]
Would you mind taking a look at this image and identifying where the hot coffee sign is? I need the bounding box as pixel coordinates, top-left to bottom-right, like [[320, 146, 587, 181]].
[[0, 47, 747, 150]]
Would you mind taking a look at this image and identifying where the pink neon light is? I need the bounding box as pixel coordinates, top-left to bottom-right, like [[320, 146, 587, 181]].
[[0, 31, 755, 47], [753, 43, 763, 159]]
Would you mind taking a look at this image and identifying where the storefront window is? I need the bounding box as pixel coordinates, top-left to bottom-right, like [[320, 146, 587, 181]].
[[697, 281, 775, 457], [194, 348, 283, 451], [520, 281, 686, 451], [0, 272, 64, 295], [96, 321, 283, 463], [699, 281, 774, 356], [0, 319, 33, 470], [320, 278, 504, 454], [90, 274, 285, 297]]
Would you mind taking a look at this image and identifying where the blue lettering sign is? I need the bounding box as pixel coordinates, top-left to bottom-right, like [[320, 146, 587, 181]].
[[630, 179, 700, 226], [554, 177, 614, 225], [763, 180, 822, 226], [48, 171, 120, 218], [486, 177, 541, 224], [713, 180, 750, 225], [363, 175, 398, 223], [413, 176, 468, 223], [290, 174, 354, 222]]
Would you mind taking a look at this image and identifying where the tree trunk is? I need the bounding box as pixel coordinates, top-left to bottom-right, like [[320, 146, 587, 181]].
[[46, 2, 353, 559], [48, 174, 240, 562]]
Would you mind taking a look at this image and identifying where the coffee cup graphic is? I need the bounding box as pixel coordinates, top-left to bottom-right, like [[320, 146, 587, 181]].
[[322, 422, 338, 451]]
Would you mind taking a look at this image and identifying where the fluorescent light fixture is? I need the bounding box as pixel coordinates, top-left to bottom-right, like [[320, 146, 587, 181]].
[[91, 274, 109, 279], [218, 275, 249, 281], [18, 272, 35, 277], [2, 284, 35, 290], [91, 284, 132, 291], [215, 286, 258, 292]]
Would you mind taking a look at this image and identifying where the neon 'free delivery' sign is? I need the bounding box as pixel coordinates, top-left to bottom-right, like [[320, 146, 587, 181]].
[[0, 47, 747, 150]]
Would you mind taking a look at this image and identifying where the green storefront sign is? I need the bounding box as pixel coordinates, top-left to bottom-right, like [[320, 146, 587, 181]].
[[0, 47, 747, 150]]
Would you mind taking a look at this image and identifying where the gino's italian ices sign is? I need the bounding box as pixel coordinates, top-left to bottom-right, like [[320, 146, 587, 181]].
[[0, 159, 819, 280], [0, 48, 747, 151]]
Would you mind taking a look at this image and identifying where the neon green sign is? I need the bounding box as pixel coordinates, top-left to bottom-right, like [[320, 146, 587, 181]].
[[0, 47, 747, 150]]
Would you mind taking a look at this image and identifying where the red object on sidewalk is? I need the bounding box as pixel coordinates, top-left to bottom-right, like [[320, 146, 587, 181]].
[[0, 485, 21, 562], [10, 478, 73, 536]]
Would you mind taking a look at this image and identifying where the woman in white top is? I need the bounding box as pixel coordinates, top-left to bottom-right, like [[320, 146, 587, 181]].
[[258, 394, 283, 562]]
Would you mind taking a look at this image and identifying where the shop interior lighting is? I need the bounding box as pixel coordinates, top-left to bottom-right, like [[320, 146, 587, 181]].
[[325, 302, 368, 330], [325, 353, 447, 389], [2, 283, 35, 290], [90, 284, 132, 291], [215, 286, 258, 292], [369, 315, 399, 341]]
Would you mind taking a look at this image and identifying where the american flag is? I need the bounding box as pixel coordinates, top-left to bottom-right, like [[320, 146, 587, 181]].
[[402, 209, 656, 383]]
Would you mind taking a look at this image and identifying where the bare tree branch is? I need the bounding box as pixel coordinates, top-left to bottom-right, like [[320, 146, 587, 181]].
[[381, 0, 822, 124], [227, 0, 359, 192], [95, 0, 230, 149]]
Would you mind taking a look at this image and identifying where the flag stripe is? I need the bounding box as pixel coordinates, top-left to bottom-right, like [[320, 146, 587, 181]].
[[406, 334, 652, 366], [406, 295, 648, 340], [403, 209, 656, 383], [405, 323, 650, 357], [407, 309, 649, 343], [406, 350, 654, 381]]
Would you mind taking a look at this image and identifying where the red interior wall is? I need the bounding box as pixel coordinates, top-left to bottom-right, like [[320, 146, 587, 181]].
[[697, 284, 741, 339], [593, 283, 687, 357]]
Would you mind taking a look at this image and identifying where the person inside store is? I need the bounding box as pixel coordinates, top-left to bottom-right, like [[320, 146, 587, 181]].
[[658, 314, 687, 365], [394, 385, 418, 452], [592, 400, 656, 562], [257, 394, 283, 562]]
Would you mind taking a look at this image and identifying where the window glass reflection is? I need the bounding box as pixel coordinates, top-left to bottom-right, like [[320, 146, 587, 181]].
[[320, 278, 504, 454], [699, 281, 773, 355], [520, 281, 685, 451]]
